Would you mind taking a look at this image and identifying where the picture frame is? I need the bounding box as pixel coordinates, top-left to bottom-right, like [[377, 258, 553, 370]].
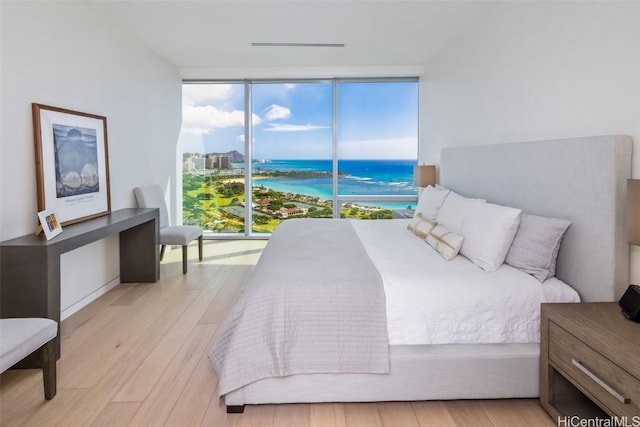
[[37, 209, 63, 240], [32, 103, 111, 226]]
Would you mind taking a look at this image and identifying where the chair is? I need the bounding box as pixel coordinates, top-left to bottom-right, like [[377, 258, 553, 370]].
[[0, 318, 58, 399], [134, 184, 203, 274]]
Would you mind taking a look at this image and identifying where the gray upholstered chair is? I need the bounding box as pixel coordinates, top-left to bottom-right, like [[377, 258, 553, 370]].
[[0, 318, 58, 399], [134, 184, 203, 274]]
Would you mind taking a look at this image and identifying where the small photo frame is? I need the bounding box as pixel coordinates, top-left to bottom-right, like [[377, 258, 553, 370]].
[[37, 209, 63, 240]]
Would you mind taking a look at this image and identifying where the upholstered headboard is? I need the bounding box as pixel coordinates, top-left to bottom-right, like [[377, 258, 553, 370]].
[[440, 135, 632, 302]]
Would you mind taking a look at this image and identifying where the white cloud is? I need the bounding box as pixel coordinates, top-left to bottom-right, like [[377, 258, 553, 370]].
[[237, 134, 245, 142], [284, 83, 296, 91], [263, 123, 329, 132], [182, 84, 233, 106], [181, 105, 262, 135], [263, 104, 291, 121]]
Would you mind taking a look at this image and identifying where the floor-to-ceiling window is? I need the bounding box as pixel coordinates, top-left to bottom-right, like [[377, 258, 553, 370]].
[[336, 80, 418, 219], [179, 78, 418, 237], [180, 83, 247, 234], [251, 81, 334, 233]]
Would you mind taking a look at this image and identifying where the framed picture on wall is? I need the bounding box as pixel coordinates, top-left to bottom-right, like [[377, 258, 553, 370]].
[[32, 103, 111, 226]]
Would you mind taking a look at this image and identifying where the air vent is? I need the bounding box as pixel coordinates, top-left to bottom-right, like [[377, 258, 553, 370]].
[[251, 42, 345, 48]]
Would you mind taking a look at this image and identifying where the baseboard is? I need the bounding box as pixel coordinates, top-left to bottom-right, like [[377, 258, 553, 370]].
[[61, 276, 121, 320]]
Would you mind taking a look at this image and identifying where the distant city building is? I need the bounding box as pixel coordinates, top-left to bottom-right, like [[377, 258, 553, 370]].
[[279, 206, 308, 217], [218, 156, 230, 169], [184, 158, 195, 172], [206, 155, 231, 170], [192, 157, 205, 170], [205, 156, 215, 169]]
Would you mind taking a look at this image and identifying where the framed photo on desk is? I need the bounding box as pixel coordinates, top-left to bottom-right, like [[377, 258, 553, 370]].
[[37, 209, 63, 240]]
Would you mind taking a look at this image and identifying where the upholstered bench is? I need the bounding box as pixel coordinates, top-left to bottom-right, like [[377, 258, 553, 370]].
[[0, 318, 58, 399]]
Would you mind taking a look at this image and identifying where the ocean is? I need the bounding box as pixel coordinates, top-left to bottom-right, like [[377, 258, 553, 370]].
[[247, 159, 418, 209]]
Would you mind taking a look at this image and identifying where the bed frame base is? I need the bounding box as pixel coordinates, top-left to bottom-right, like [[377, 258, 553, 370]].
[[226, 405, 245, 414], [224, 343, 540, 408]]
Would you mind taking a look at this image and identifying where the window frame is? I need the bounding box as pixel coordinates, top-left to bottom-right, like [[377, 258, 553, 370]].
[[181, 77, 420, 238]]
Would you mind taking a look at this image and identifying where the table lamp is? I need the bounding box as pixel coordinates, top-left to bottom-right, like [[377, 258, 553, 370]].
[[413, 164, 436, 198], [620, 179, 640, 322]]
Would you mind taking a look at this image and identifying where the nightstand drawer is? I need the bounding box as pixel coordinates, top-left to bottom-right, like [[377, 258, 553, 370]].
[[549, 321, 640, 417]]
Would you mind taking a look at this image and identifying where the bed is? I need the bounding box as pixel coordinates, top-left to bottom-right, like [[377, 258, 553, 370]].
[[209, 135, 632, 412]]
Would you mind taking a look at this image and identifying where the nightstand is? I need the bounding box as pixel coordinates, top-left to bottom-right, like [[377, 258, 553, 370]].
[[540, 302, 640, 419], [392, 209, 414, 219]]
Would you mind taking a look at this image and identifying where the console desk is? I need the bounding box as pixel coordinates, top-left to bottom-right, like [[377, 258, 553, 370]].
[[0, 208, 160, 367]]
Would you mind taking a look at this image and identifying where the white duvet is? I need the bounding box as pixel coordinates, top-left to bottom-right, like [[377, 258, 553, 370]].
[[352, 219, 580, 346]]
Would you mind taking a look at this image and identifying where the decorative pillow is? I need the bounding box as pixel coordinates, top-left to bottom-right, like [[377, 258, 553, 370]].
[[425, 224, 464, 261], [459, 201, 522, 272], [435, 191, 485, 233], [505, 214, 571, 282], [407, 213, 437, 239], [415, 186, 450, 221]]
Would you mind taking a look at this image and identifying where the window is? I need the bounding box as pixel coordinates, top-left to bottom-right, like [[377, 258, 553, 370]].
[[251, 82, 334, 232], [179, 78, 418, 237], [336, 81, 418, 218], [180, 83, 246, 234]]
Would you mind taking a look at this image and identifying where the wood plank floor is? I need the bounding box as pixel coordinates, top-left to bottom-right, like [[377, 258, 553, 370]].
[[0, 240, 555, 426]]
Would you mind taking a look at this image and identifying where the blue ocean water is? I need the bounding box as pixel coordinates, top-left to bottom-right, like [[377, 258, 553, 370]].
[[248, 159, 417, 209]]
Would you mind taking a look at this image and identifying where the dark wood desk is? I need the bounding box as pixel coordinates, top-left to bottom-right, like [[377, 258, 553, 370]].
[[0, 208, 159, 367]]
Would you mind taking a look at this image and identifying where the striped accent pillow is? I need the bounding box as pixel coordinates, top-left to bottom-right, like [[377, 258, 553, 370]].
[[425, 224, 464, 261], [407, 213, 437, 239]]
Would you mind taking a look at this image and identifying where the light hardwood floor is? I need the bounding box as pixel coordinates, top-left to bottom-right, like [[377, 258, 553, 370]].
[[0, 240, 555, 426]]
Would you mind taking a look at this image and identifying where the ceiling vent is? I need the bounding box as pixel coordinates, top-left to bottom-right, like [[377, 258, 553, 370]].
[[251, 42, 345, 48]]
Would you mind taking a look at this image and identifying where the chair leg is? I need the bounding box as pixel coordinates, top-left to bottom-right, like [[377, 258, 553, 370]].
[[41, 339, 57, 400], [182, 245, 188, 274], [160, 245, 166, 261], [198, 236, 203, 261]]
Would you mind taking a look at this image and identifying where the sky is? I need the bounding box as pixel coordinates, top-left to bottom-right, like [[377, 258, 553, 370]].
[[180, 81, 418, 160]]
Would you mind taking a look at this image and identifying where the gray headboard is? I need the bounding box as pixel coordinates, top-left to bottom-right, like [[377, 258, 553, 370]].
[[440, 135, 632, 302]]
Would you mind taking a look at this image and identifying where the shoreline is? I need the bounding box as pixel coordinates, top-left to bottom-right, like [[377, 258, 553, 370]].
[[183, 173, 410, 232], [217, 176, 415, 210]]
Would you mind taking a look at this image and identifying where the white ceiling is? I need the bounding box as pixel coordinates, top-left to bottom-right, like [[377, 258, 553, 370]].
[[88, 1, 490, 72]]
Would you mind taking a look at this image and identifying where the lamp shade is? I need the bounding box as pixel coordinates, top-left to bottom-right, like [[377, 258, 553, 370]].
[[413, 164, 436, 187], [629, 179, 640, 245]]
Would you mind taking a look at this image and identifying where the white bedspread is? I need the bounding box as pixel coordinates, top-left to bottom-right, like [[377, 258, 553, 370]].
[[209, 219, 389, 396], [352, 219, 580, 345]]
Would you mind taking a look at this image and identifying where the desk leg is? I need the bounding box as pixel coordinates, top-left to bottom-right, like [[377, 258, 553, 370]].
[[119, 217, 159, 282]]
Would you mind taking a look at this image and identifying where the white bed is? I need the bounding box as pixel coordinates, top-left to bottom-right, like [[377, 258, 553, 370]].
[[212, 135, 632, 412], [353, 219, 579, 346]]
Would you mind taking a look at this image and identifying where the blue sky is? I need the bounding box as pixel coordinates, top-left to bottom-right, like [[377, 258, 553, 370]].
[[180, 81, 418, 160]]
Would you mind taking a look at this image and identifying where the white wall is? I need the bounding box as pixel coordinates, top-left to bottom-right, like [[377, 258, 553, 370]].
[[419, 1, 640, 286], [0, 2, 182, 316]]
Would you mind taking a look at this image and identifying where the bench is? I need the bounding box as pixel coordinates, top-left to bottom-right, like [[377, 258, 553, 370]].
[[0, 318, 58, 399]]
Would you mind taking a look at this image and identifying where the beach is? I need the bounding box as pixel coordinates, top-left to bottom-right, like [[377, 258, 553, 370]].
[[183, 159, 418, 232]]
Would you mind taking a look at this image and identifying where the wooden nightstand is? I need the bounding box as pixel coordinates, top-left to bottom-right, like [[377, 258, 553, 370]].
[[540, 302, 640, 420]]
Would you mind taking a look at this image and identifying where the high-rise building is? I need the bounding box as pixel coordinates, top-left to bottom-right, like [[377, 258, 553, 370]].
[[192, 157, 205, 170], [206, 155, 230, 170]]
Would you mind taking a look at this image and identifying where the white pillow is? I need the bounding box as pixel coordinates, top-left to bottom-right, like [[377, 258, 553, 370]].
[[435, 191, 484, 233], [415, 186, 450, 221], [459, 202, 522, 272]]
